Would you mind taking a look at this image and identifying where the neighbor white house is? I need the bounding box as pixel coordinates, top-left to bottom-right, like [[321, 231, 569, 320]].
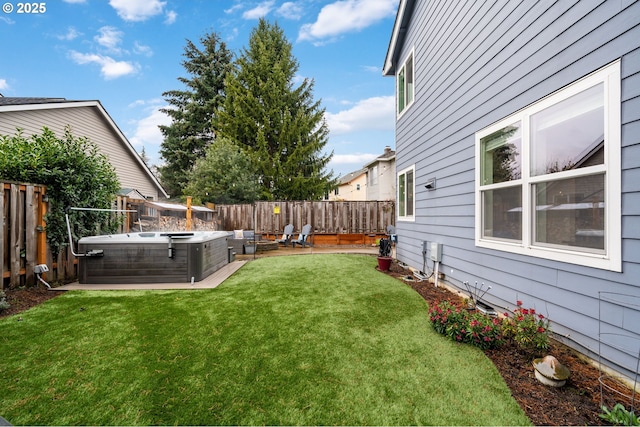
[[384, 0, 640, 383], [329, 147, 397, 201], [365, 145, 396, 201], [0, 96, 167, 200]]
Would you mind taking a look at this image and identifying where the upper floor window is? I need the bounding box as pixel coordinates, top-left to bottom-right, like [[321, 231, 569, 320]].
[[398, 165, 415, 221], [398, 51, 414, 115], [475, 61, 621, 271], [369, 165, 378, 186]]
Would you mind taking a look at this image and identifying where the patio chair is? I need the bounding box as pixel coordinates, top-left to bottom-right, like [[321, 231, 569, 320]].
[[292, 224, 313, 248], [276, 224, 294, 246], [386, 224, 397, 244]]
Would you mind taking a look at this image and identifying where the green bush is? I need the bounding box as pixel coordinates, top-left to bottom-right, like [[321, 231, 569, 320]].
[[0, 127, 121, 256], [0, 291, 9, 312]]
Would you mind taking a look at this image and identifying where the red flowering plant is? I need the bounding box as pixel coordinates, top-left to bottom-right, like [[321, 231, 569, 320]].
[[501, 300, 551, 355], [428, 301, 504, 350], [466, 312, 504, 350], [429, 301, 466, 338]]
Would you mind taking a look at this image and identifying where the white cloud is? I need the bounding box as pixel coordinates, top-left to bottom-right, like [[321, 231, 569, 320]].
[[325, 96, 395, 135], [328, 153, 379, 177], [164, 10, 177, 24], [277, 2, 303, 20], [225, 27, 240, 42], [133, 41, 153, 57], [95, 26, 123, 53], [224, 4, 243, 14], [109, 0, 166, 22], [331, 153, 378, 165], [0, 78, 9, 91], [128, 106, 172, 164], [242, 1, 275, 19], [69, 51, 139, 79], [57, 26, 81, 41], [298, 0, 398, 43]]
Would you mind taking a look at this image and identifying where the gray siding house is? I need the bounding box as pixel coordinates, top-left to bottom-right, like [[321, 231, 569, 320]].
[[0, 97, 167, 200], [384, 1, 639, 382]]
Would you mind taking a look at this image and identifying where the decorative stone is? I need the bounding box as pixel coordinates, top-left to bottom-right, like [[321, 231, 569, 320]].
[[533, 355, 570, 387]]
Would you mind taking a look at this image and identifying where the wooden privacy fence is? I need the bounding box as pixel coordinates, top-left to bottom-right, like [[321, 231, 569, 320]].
[[1, 184, 146, 289], [1, 182, 78, 290], [216, 200, 395, 237]]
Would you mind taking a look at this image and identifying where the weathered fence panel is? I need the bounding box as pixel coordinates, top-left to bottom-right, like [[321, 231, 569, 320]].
[[216, 200, 395, 235], [1, 181, 78, 289]]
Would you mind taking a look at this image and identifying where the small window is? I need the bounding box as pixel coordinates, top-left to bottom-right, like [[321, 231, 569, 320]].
[[398, 165, 415, 220], [397, 51, 414, 115], [475, 61, 621, 271], [369, 165, 378, 186], [356, 184, 361, 191]]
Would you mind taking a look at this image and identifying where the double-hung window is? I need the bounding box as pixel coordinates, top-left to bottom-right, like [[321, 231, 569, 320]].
[[398, 165, 415, 221], [475, 61, 621, 271], [397, 51, 414, 115]]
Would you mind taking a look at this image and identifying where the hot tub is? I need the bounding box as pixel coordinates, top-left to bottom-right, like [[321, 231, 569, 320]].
[[77, 231, 231, 284]]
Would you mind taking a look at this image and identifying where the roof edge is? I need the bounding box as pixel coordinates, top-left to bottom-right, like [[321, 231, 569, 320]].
[[383, 0, 415, 76]]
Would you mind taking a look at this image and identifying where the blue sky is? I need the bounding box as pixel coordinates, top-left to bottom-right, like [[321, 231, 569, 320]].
[[0, 0, 398, 178]]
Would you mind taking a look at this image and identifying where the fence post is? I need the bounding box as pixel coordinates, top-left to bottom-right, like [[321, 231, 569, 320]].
[[186, 196, 192, 231], [37, 187, 47, 273]]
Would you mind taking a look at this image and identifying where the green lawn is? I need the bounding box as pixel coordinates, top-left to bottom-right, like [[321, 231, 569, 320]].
[[0, 254, 530, 426]]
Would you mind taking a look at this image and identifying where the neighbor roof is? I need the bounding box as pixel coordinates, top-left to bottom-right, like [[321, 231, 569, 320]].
[[0, 97, 168, 198], [0, 97, 68, 106], [338, 168, 367, 185]]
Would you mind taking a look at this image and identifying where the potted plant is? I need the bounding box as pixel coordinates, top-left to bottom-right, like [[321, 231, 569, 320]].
[[377, 238, 392, 271]]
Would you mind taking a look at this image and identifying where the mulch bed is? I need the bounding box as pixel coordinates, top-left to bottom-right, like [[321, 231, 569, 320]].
[[2, 260, 637, 425], [380, 260, 637, 426]]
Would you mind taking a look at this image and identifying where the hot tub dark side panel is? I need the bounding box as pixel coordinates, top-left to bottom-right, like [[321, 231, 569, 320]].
[[78, 242, 189, 284], [188, 236, 229, 281]]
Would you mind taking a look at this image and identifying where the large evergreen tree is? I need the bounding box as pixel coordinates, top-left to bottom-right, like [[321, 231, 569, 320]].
[[158, 31, 233, 197], [215, 19, 336, 201]]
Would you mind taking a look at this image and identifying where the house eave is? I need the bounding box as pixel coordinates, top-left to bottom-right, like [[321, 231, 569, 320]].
[[364, 154, 396, 169], [383, 0, 416, 76]]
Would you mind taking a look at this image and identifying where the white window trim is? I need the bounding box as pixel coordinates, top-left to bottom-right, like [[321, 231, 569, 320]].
[[475, 60, 621, 272], [398, 165, 415, 222], [397, 48, 415, 117]]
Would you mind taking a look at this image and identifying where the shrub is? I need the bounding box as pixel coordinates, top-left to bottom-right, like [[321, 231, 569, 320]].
[[0, 290, 10, 313], [502, 300, 551, 354], [0, 127, 121, 256], [379, 238, 392, 257]]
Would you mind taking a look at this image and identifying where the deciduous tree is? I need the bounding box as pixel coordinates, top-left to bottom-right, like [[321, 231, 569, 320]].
[[183, 137, 259, 204]]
